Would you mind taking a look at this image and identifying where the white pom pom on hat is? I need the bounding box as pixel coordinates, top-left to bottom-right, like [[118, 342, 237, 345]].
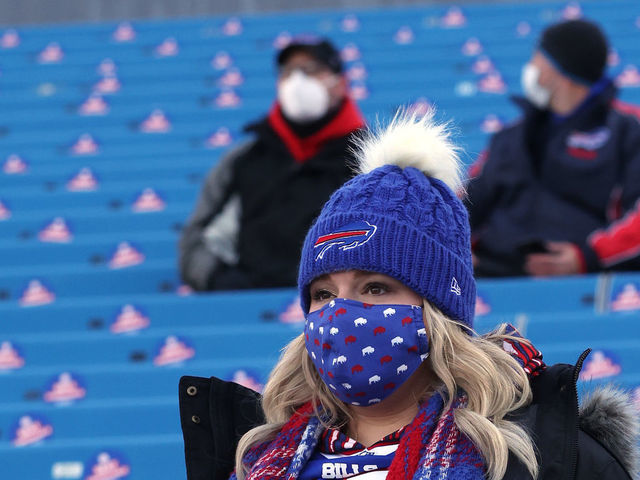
[[352, 109, 464, 194]]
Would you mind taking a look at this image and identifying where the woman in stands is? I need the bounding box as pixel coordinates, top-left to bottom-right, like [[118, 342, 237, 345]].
[[180, 113, 638, 480]]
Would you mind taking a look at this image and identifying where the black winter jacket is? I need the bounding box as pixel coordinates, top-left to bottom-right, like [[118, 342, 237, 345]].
[[179, 102, 363, 291], [467, 82, 640, 276], [178, 351, 638, 480]]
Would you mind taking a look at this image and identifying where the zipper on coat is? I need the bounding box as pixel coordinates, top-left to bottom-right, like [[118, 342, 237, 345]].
[[568, 349, 591, 480]]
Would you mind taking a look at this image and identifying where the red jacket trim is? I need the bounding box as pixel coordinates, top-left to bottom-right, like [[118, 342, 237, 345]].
[[588, 199, 640, 266]]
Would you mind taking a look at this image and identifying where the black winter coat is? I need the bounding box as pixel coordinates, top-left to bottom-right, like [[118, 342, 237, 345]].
[[178, 351, 636, 480], [179, 104, 362, 291], [467, 83, 640, 276]]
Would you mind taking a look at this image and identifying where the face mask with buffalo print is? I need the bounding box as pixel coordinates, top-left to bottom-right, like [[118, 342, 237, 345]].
[[304, 298, 429, 406]]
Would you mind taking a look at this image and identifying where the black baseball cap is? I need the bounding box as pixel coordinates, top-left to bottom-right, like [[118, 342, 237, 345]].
[[276, 35, 343, 74]]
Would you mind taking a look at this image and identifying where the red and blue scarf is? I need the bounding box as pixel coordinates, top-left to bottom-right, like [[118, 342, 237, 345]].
[[232, 327, 545, 480]]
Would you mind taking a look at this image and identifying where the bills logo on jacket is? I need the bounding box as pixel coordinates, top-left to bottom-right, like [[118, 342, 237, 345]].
[[43, 372, 86, 404], [579, 350, 622, 381], [610, 282, 640, 312], [314, 221, 377, 261], [11, 414, 54, 446], [85, 451, 131, 480], [566, 127, 610, 160]]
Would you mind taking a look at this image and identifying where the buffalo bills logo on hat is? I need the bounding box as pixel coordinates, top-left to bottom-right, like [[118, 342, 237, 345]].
[[314, 221, 377, 261]]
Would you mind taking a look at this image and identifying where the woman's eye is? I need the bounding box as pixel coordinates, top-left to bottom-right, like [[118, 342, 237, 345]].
[[311, 289, 334, 301], [365, 283, 388, 295]]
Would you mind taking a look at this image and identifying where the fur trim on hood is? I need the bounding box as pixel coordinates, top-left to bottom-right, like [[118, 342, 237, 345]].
[[580, 386, 640, 479]]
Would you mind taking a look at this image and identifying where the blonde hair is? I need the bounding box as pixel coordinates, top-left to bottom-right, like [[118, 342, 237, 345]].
[[235, 301, 539, 480]]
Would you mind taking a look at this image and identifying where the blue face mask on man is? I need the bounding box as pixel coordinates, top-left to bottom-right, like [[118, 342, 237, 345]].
[[304, 298, 430, 406]]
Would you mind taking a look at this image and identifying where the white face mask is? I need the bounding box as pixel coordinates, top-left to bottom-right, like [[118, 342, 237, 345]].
[[278, 70, 331, 123], [521, 63, 551, 109]]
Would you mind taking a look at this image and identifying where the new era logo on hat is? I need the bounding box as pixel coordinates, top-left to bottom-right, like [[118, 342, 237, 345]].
[[450, 278, 462, 296]]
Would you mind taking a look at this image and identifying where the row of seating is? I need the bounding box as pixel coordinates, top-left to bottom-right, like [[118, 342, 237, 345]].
[[1, 1, 639, 478]]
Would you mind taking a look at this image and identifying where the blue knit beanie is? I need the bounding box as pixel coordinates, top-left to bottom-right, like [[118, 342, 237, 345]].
[[298, 112, 476, 328]]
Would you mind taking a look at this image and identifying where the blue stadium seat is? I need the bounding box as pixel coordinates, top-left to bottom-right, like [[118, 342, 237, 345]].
[[1, 1, 639, 478]]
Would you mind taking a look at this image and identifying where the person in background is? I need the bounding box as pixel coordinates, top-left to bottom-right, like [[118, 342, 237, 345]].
[[179, 36, 365, 290], [466, 19, 640, 277], [179, 113, 638, 480]]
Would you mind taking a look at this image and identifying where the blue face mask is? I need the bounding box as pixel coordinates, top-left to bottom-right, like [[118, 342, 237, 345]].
[[304, 298, 429, 406]]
